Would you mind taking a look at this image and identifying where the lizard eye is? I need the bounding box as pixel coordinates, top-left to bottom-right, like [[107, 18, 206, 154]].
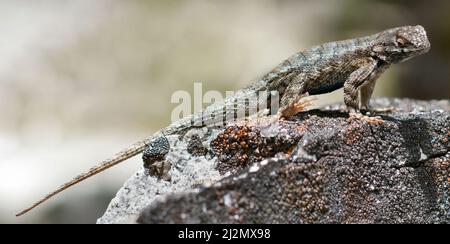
[[396, 36, 409, 46]]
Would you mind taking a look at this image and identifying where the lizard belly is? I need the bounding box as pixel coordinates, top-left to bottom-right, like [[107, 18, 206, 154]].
[[307, 79, 345, 95]]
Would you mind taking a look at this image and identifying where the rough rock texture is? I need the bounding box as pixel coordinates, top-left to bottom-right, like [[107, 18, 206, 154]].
[[97, 129, 223, 224], [98, 98, 450, 224]]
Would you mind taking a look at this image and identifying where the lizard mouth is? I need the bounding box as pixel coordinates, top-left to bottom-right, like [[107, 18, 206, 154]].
[[385, 45, 430, 64]]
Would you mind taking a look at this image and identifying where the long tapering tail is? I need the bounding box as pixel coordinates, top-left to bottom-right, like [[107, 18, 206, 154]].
[[16, 139, 150, 217]]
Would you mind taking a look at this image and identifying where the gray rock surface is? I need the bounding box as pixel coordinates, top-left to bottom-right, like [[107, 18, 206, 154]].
[[98, 98, 450, 224], [97, 129, 223, 224]]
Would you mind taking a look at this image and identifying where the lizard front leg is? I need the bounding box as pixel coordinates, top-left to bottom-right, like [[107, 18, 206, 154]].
[[360, 65, 393, 112], [344, 58, 385, 124], [343, 58, 378, 112]]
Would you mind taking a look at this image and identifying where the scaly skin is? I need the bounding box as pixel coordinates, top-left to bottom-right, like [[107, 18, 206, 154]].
[[16, 25, 430, 217]]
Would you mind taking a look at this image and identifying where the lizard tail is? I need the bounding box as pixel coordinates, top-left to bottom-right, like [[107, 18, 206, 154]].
[[15, 139, 149, 217]]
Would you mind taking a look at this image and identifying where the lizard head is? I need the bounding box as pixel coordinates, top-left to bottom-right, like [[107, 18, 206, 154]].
[[371, 25, 431, 64]]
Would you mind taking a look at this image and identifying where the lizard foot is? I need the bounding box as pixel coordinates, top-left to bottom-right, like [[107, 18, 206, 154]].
[[347, 112, 384, 125], [279, 96, 316, 119]]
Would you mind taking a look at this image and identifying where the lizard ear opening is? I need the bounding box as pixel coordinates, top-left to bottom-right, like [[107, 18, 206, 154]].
[[371, 45, 388, 62]]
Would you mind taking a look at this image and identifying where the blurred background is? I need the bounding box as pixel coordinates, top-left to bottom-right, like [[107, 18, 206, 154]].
[[0, 0, 448, 224]]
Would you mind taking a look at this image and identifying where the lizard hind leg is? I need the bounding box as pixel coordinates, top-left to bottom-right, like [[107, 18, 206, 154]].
[[278, 94, 316, 119], [276, 76, 316, 119]]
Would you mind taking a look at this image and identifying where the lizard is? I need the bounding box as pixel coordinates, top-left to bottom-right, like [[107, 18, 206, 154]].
[[16, 25, 430, 217]]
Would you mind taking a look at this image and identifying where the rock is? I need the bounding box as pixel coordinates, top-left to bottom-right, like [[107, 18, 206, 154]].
[[98, 98, 450, 224], [96, 129, 223, 224]]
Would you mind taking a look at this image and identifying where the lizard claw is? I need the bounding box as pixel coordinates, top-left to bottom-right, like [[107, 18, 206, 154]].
[[279, 96, 316, 119]]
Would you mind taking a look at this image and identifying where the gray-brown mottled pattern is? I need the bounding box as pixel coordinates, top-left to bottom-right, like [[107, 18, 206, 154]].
[[17, 25, 430, 217]]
